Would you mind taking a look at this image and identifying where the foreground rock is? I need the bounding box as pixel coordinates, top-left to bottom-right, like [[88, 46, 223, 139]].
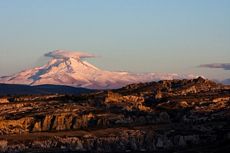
[[0, 78, 229, 152]]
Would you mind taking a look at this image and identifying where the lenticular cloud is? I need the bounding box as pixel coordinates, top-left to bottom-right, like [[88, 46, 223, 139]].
[[199, 63, 230, 71], [45, 50, 96, 59]]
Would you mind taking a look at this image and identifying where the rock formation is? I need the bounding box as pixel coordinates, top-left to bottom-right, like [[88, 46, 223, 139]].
[[0, 78, 229, 152]]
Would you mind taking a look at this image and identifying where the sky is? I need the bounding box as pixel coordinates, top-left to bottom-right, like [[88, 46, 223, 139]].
[[0, 0, 229, 80]]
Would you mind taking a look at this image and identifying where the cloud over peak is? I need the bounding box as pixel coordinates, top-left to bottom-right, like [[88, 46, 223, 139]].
[[45, 50, 96, 59], [199, 63, 230, 71]]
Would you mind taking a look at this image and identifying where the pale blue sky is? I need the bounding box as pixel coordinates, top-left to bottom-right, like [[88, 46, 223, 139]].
[[0, 0, 230, 80]]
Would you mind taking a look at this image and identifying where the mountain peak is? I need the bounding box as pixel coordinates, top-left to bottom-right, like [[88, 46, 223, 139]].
[[0, 50, 197, 89]]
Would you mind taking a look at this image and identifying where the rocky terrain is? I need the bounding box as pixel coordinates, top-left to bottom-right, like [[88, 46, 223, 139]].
[[0, 77, 229, 152]]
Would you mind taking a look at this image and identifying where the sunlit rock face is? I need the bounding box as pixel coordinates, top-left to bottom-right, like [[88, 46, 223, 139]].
[[0, 78, 229, 152], [0, 50, 196, 89]]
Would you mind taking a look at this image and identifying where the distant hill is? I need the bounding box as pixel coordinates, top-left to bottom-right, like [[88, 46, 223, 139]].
[[0, 83, 94, 96], [222, 78, 230, 85]]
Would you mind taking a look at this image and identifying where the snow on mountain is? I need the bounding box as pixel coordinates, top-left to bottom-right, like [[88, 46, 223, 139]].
[[0, 50, 197, 89]]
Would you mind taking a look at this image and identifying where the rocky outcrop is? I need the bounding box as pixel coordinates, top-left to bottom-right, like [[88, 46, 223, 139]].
[[0, 117, 35, 135], [0, 98, 9, 104], [0, 78, 229, 152], [105, 91, 144, 103]]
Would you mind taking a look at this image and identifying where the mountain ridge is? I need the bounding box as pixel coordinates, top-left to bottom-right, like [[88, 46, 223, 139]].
[[0, 83, 94, 96]]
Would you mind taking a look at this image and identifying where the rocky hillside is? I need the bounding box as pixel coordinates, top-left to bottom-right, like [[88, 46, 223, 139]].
[[0, 77, 229, 152]]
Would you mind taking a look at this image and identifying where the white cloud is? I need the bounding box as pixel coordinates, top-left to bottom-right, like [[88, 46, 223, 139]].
[[45, 50, 96, 59]]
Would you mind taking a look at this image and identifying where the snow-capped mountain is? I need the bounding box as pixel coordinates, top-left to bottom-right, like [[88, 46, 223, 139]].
[[0, 50, 196, 89]]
